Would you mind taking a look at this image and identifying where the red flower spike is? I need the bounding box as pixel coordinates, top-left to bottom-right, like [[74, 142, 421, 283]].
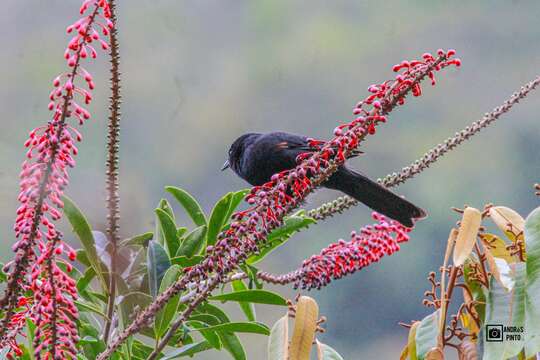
[[1, 0, 112, 357], [295, 213, 411, 290]]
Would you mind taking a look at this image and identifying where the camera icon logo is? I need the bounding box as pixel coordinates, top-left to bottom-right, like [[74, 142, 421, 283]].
[[486, 325, 504, 342]]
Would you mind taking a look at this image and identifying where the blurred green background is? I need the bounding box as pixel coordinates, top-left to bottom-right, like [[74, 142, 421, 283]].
[[1, 0, 539, 358]]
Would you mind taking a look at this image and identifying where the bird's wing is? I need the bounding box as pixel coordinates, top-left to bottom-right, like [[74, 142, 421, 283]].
[[278, 138, 363, 158]]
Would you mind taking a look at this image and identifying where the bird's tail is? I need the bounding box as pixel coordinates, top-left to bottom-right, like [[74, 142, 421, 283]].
[[325, 168, 427, 227]]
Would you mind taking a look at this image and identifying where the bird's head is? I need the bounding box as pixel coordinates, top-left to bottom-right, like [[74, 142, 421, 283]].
[[222, 133, 260, 174]]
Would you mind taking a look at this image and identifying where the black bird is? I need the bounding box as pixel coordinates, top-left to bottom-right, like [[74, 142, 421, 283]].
[[222, 132, 426, 227]]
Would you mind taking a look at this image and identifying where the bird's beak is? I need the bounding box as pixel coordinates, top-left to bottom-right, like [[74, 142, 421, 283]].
[[221, 160, 230, 171]]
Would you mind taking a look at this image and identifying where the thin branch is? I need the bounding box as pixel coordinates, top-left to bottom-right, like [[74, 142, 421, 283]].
[[103, 0, 122, 344], [308, 75, 540, 221]]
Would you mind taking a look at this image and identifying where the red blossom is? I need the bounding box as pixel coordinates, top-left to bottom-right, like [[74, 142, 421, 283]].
[[295, 213, 411, 290], [1, 0, 112, 357]]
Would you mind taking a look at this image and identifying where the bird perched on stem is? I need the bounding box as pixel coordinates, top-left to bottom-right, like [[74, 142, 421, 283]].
[[222, 132, 426, 227]]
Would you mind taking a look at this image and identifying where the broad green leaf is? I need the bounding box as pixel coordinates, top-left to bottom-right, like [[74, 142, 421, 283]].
[[147, 240, 171, 298], [207, 192, 234, 246], [248, 212, 316, 265], [76, 249, 91, 267], [232, 279, 256, 321], [161, 341, 212, 359], [483, 263, 526, 359], [166, 186, 207, 227], [464, 258, 487, 322], [189, 313, 221, 326], [218, 332, 246, 360], [415, 310, 440, 360], [63, 196, 107, 291], [155, 265, 182, 337], [192, 322, 270, 335], [210, 290, 287, 306], [177, 227, 188, 239], [156, 208, 180, 257], [120, 231, 154, 247], [171, 255, 204, 268], [524, 206, 540, 356], [224, 189, 250, 221], [118, 292, 152, 329], [131, 339, 155, 359], [176, 225, 206, 258], [75, 300, 108, 318], [198, 303, 231, 323], [159, 198, 175, 220], [316, 340, 344, 360], [187, 320, 222, 349], [77, 267, 96, 293], [268, 315, 288, 360]]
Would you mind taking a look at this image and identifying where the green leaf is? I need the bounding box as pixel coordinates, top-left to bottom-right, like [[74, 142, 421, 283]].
[[155, 265, 182, 337], [524, 206, 540, 356], [248, 212, 316, 264], [75, 300, 109, 319], [147, 240, 171, 298], [170, 255, 204, 268], [232, 279, 256, 321], [224, 189, 250, 221], [131, 340, 155, 359], [267, 315, 288, 360], [193, 321, 270, 335], [63, 196, 107, 291], [219, 332, 246, 360], [77, 267, 96, 293], [118, 292, 152, 329], [76, 249, 91, 267], [120, 232, 154, 247], [176, 225, 206, 258], [166, 186, 207, 227], [316, 340, 344, 360], [156, 208, 180, 258], [0, 263, 7, 283], [161, 341, 212, 359], [210, 290, 287, 306], [464, 258, 487, 323], [187, 320, 222, 349], [176, 227, 188, 239], [414, 310, 440, 360], [207, 193, 234, 246], [198, 303, 231, 323], [483, 263, 526, 359]]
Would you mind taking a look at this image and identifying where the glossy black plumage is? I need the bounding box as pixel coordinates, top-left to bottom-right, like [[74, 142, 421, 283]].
[[224, 132, 426, 227]]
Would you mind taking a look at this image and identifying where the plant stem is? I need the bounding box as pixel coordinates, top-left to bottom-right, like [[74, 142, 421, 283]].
[[103, 0, 122, 344]]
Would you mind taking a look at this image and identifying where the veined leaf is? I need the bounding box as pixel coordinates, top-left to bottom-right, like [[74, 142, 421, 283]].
[[191, 321, 270, 335], [232, 279, 256, 321], [453, 207, 482, 266], [118, 292, 152, 329], [166, 186, 207, 227], [489, 206, 525, 239], [155, 208, 180, 257], [268, 315, 289, 360], [290, 296, 319, 360], [524, 206, 540, 356], [63, 196, 107, 291], [415, 310, 440, 360], [176, 225, 206, 258], [120, 232, 153, 247], [248, 212, 316, 265], [481, 233, 516, 263], [210, 290, 287, 306], [155, 265, 181, 337], [187, 320, 222, 349], [171, 255, 204, 268], [207, 192, 233, 247], [483, 263, 526, 359], [147, 240, 170, 298], [161, 341, 212, 359]]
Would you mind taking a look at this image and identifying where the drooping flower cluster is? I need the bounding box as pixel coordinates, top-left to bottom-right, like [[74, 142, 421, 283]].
[[295, 213, 411, 290], [1, 1, 112, 358], [100, 50, 460, 358]]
